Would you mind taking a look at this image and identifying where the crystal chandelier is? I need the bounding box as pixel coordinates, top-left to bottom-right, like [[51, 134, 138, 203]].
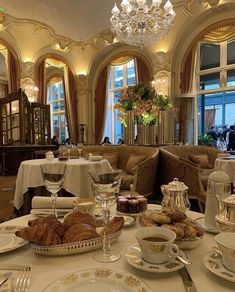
[[110, 0, 176, 48]]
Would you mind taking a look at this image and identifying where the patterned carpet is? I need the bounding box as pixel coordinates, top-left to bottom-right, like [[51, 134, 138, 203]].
[[0, 176, 16, 222]]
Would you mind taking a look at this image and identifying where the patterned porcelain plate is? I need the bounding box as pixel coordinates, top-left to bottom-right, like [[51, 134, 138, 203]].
[[42, 268, 152, 292], [0, 226, 27, 253], [204, 251, 235, 282], [125, 244, 186, 273]]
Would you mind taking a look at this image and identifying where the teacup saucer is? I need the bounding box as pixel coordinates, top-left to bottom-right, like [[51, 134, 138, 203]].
[[195, 217, 219, 234], [204, 251, 235, 282], [125, 244, 186, 273]]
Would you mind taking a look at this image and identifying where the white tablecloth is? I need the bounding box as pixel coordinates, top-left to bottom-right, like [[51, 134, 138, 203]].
[[0, 205, 234, 292], [214, 157, 235, 183], [14, 158, 112, 209]]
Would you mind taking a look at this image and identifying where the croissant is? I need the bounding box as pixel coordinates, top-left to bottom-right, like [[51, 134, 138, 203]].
[[15, 224, 61, 245], [64, 211, 96, 229], [62, 223, 100, 243], [28, 214, 57, 227], [99, 216, 124, 236]]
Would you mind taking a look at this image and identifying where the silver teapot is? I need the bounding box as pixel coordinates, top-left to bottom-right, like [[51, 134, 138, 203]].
[[161, 178, 190, 213], [216, 195, 235, 232]]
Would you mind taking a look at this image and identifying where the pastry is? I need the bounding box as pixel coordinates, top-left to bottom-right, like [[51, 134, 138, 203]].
[[62, 223, 100, 243], [138, 214, 156, 227], [28, 214, 65, 237], [181, 219, 204, 237], [164, 209, 187, 222], [174, 222, 197, 238], [64, 211, 96, 229], [15, 224, 61, 245], [161, 224, 184, 239], [99, 216, 124, 236], [145, 210, 171, 224]]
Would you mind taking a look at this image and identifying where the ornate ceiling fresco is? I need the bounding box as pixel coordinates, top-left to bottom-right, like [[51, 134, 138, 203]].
[[0, 0, 225, 44]]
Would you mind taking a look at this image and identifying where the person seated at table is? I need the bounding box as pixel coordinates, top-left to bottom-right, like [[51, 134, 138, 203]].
[[65, 138, 71, 145], [118, 137, 124, 145], [101, 136, 111, 145], [52, 135, 59, 146]]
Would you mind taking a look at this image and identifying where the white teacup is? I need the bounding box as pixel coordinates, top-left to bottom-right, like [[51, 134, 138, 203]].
[[215, 232, 235, 272], [72, 198, 96, 214], [135, 227, 180, 264]]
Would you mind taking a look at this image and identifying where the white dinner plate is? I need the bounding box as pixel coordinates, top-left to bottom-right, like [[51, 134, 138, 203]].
[[125, 244, 186, 273], [204, 251, 235, 282], [0, 226, 27, 253], [195, 217, 219, 234], [42, 268, 152, 292]]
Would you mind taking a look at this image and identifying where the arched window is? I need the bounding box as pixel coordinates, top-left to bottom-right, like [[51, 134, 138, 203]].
[[197, 38, 235, 137], [103, 58, 137, 144], [47, 77, 68, 144]]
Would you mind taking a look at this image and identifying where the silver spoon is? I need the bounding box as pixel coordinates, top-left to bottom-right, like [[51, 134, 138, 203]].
[[175, 255, 192, 265]]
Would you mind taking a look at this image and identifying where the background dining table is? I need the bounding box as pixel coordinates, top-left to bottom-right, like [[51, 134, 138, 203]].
[[14, 158, 112, 211], [0, 205, 234, 291]]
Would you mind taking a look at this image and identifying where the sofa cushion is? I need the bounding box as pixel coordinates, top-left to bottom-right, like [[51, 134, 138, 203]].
[[103, 153, 119, 169], [120, 172, 134, 190], [189, 154, 213, 169], [126, 154, 146, 174]]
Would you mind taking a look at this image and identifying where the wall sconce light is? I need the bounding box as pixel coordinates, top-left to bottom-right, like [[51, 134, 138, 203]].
[[152, 71, 169, 96], [21, 78, 39, 103]]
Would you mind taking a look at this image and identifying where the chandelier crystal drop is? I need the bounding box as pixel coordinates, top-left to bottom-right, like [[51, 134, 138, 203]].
[[110, 0, 176, 48]]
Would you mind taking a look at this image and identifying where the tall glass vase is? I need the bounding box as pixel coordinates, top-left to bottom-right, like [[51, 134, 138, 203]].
[[124, 110, 135, 144]]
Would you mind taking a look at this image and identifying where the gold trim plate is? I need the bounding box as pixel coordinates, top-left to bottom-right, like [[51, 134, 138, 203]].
[[42, 268, 152, 292]]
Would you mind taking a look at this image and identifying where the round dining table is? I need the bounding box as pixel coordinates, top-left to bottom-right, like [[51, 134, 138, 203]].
[[14, 158, 112, 210], [0, 205, 234, 291]]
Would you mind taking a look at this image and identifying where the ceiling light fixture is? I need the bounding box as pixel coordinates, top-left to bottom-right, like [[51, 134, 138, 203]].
[[110, 0, 175, 48]]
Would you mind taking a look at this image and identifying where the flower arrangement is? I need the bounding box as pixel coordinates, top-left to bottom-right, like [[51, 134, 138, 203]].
[[114, 83, 173, 126]]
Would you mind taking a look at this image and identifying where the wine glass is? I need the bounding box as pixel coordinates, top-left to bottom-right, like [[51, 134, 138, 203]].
[[89, 171, 121, 263], [40, 162, 67, 218], [77, 143, 83, 159]]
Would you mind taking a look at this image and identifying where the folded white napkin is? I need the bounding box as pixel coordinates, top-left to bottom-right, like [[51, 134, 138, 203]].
[[32, 196, 76, 209], [30, 208, 72, 217]]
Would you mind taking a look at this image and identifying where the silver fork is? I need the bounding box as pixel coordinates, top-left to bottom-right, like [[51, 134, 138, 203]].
[[14, 265, 32, 292]]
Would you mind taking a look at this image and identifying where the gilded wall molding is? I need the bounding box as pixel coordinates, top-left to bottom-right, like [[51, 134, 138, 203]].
[[77, 74, 88, 96]]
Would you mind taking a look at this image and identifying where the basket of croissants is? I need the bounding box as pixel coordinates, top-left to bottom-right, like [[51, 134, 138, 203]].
[[138, 209, 205, 249], [15, 212, 124, 256]]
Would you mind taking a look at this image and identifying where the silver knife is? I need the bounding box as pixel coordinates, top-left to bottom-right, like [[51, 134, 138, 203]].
[[0, 272, 12, 287], [178, 267, 198, 292]]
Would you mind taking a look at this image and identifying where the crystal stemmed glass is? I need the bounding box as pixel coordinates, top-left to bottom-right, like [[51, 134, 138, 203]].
[[77, 143, 83, 159], [89, 171, 121, 263], [40, 162, 67, 218]]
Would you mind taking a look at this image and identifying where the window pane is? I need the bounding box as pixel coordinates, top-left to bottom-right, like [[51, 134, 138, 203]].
[[52, 103, 58, 111], [60, 101, 65, 111], [114, 65, 123, 88], [52, 84, 58, 100], [227, 69, 235, 87], [114, 110, 123, 144], [200, 43, 220, 70], [200, 73, 220, 90], [60, 84, 64, 98], [225, 103, 235, 126], [227, 40, 235, 65], [53, 115, 58, 126], [127, 59, 136, 85]]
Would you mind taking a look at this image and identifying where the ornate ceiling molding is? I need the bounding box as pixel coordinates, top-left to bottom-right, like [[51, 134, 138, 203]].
[[0, 12, 118, 52]]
